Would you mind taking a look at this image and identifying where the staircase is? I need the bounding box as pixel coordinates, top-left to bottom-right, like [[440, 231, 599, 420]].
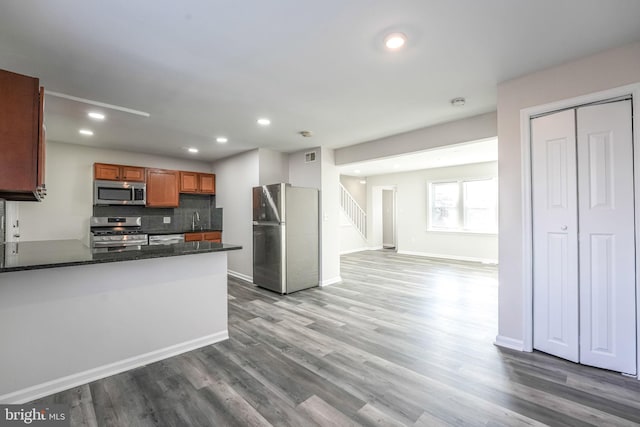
[[339, 183, 366, 238]]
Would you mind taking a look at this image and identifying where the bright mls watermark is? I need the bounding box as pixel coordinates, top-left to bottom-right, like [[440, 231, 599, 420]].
[[0, 405, 69, 427]]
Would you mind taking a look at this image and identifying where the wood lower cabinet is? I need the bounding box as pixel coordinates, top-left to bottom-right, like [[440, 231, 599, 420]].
[[185, 231, 222, 243], [184, 232, 202, 242], [146, 169, 179, 207], [204, 231, 221, 243], [94, 163, 145, 182], [0, 69, 46, 201], [179, 172, 215, 194]]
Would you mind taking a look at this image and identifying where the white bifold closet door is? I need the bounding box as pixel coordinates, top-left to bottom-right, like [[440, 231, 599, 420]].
[[532, 99, 636, 375]]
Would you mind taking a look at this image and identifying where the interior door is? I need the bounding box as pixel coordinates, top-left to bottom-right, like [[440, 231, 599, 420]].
[[577, 100, 636, 374], [531, 109, 580, 362], [382, 189, 396, 249]]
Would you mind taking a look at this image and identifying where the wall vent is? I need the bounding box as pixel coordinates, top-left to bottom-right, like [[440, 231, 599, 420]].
[[305, 151, 317, 163]]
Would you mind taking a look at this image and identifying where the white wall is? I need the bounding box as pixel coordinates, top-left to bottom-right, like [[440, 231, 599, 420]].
[[17, 141, 212, 243], [339, 210, 369, 254], [212, 150, 259, 280], [366, 162, 498, 263], [320, 147, 341, 285], [335, 112, 497, 165], [497, 41, 640, 343], [258, 148, 289, 185], [289, 148, 321, 189]]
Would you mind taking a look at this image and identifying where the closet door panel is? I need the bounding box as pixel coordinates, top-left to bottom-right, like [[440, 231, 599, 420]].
[[577, 100, 636, 375], [531, 109, 580, 362]]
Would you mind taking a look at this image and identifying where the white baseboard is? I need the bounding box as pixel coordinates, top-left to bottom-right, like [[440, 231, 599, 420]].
[[368, 246, 383, 250], [397, 250, 498, 265], [0, 331, 229, 404], [320, 276, 342, 287], [494, 335, 525, 352], [340, 247, 369, 255], [228, 269, 253, 283]]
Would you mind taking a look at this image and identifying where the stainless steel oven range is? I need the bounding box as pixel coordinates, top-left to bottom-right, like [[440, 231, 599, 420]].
[[90, 216, 148, 252]]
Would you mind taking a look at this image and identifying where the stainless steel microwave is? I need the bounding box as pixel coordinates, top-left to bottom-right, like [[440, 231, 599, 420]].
[[94, 180, 146, 205]]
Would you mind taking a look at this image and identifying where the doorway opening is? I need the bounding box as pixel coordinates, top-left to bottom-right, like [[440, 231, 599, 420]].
[[381, 188, 396, 250], [337, 137, 498, 262]]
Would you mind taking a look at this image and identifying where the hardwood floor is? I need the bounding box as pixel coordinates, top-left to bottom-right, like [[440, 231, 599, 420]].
[[34, 251, 640, 426]]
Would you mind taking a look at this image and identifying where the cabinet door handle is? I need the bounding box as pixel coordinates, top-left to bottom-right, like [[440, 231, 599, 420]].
[[561, 225, 568, 231]]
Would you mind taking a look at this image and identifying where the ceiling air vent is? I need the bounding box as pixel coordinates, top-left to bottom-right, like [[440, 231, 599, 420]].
[[305, 151, 317, 163]]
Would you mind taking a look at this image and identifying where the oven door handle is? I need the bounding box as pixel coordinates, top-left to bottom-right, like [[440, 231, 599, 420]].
[[92, 240, 147, 247]]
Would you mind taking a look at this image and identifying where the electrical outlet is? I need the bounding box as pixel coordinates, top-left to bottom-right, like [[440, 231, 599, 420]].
[[163, 217, 171, 224]]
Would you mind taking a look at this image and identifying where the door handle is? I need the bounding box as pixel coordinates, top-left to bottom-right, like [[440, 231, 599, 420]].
[[560, 225, 567, 231]]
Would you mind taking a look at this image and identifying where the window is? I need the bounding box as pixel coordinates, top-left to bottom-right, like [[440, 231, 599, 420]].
[[429, 178, 497, 233]]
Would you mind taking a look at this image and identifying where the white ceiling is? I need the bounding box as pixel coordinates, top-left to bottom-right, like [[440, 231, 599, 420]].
[[338, 138, 498, 177], [1, 1, 639, 161]]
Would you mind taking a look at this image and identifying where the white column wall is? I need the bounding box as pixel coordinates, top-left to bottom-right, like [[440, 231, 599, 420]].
[[0, 253, 229, 403], [213, 150, 259, 280]]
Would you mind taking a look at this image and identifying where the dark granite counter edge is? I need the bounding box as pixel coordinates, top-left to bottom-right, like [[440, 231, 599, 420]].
[[144, 229, 223, 235], [0, 244, 242, 274]]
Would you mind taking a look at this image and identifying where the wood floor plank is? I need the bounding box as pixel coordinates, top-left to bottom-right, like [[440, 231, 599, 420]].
[[355, 403, 408, 427], [297, 395, 359, 427], [31, 250, 640, 426]]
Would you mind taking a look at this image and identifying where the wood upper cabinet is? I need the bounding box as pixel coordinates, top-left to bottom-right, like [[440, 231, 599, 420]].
[[0, 69, 46, 201], [185, 231, 221, 243], [179, 171, 215, 194], [94, 163, 119, 180], [146, 168, 179, 207], [122, 166, 145, 181], [179, 171, 199, 193], [199, 174, 216, 194], [94, 163, 145, 182]]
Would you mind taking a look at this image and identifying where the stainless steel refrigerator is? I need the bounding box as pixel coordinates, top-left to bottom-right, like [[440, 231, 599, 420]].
[[252, 183, 319, 294]]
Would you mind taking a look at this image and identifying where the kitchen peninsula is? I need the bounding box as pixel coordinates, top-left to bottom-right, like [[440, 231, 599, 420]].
[[0, 239, 241, 404]]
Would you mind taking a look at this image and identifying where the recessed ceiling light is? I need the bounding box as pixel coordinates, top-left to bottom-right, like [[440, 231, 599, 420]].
[[187, 147, 199, 153], [257, 118, 271, 126], [88, 112, 105, 120], [359, 180, 366, 185], [216, 137, 228, 143], [384, 32, 407, 50], [79, 129, 93, 136], [354, 169, 361, 173]]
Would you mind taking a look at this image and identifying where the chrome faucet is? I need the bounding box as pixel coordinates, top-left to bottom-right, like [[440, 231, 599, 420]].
[[192, 211, 200, 231]]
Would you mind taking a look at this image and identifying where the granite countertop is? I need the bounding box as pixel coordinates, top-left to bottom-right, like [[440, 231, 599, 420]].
[[144, 228, 223, 235], [0, 239, 242, 273]]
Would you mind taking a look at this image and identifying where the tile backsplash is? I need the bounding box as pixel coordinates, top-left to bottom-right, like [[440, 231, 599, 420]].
[[94, 194, 222, 233]]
